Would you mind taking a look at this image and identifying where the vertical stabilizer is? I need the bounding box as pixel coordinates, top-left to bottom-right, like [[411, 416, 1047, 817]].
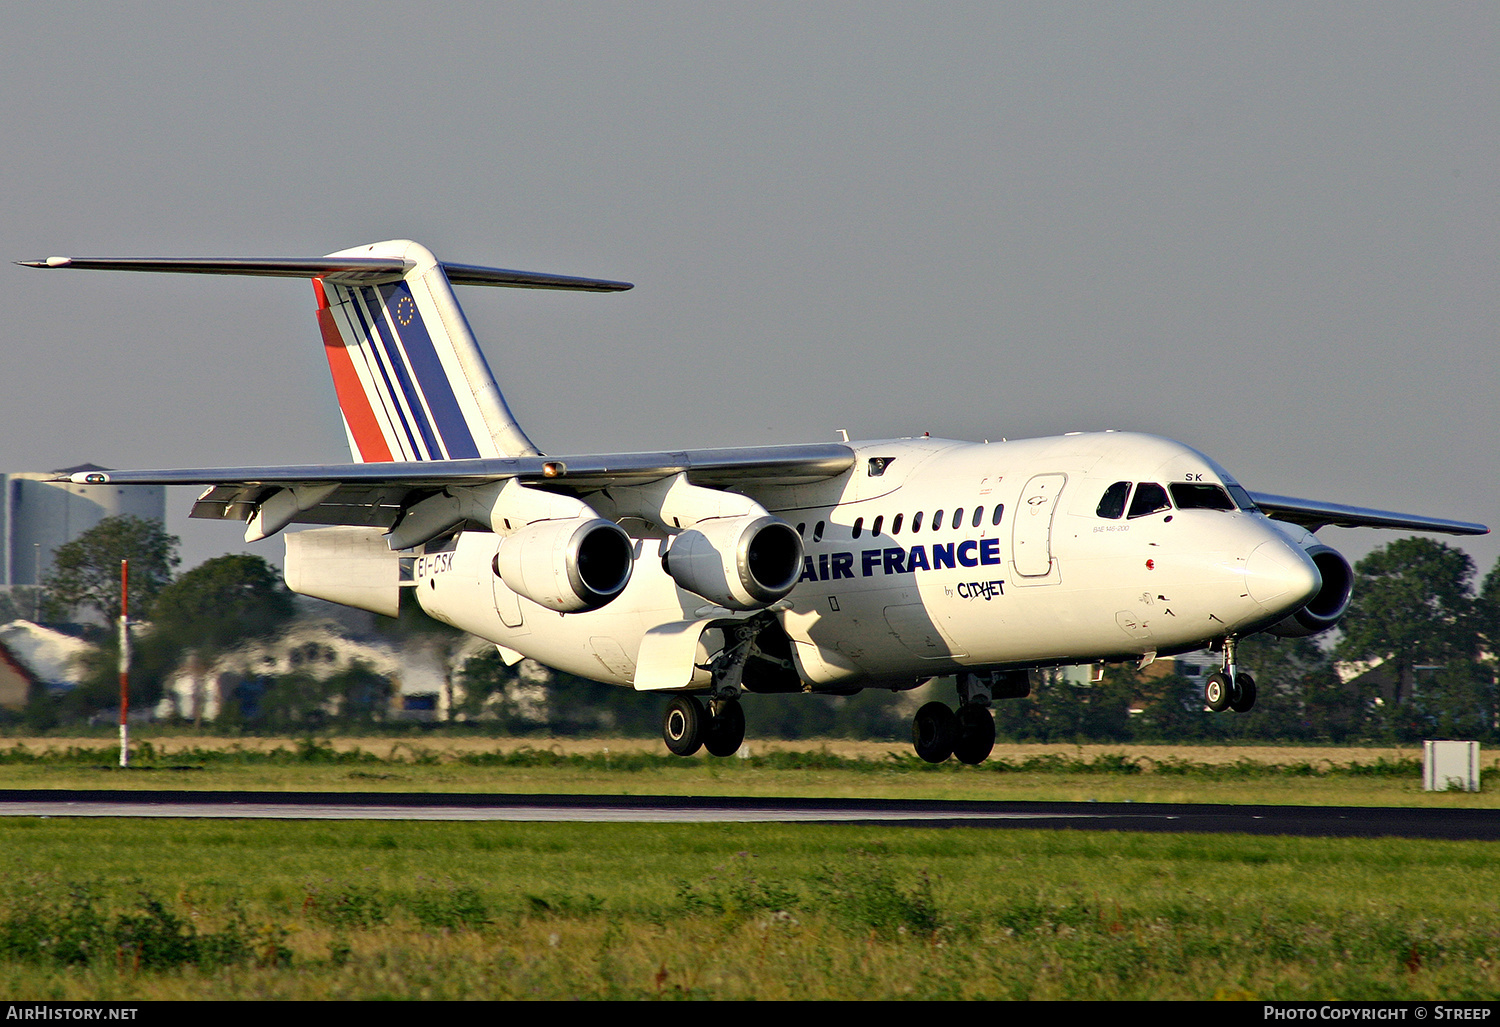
[[314, 240, 541, 462]]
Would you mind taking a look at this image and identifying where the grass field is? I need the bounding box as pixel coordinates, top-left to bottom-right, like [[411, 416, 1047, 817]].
[[0, 733, 1494, 808], [0, 735, 1495, 1000]]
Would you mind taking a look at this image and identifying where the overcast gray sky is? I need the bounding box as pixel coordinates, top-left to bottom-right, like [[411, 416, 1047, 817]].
[[2, 2, 1494, 579]]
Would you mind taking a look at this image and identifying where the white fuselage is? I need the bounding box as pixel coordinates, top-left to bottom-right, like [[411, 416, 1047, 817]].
[[413, 432, 1322, 691]]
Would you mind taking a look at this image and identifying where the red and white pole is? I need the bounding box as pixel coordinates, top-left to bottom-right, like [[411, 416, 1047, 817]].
[[119, 559, 129, 769]]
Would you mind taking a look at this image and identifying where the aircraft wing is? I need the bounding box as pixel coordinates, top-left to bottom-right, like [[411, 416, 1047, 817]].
[[60, 444, 857, 530], [1248, 492, 1489, 537]]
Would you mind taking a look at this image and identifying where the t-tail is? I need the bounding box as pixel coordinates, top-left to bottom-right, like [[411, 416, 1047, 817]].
[[18, 239, 632, 462]]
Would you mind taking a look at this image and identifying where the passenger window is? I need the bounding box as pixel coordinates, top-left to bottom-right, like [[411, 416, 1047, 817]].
[[872, 515, 884, 537], [911, 511, 924, 532], [891, 513, 904, 535], [1169, 482, 1235, 511], [933, 510, 943, 531], [952, 508, 963, 530], [991, 504, 1004, 526], [796, 522, 806, 537], [852, 517, 864, 539], [1127, 482, 1171, 519], [1097, 481, 1130, 519], [971, 507, 983, 528], [813, 521, 825, 542]]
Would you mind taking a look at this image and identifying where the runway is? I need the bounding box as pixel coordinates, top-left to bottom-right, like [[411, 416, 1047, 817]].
[[0, 789, 1496, 840]]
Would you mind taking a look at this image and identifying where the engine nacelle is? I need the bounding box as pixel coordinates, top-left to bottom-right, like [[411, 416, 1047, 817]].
[[493, 517, 634, 613], [664, 514, 804, 611], [1261, 542, 1354, 638]]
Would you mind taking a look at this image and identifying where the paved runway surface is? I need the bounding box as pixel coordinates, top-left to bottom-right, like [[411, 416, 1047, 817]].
[[1, 790, 1496, 840]]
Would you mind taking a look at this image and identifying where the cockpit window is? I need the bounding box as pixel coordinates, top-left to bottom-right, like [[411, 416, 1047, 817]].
[[1127, 482, 1171, 519], [1169, 482, 1236, 511], [1224, 482, 1256, 511], [1096, 481, 1130, 519]]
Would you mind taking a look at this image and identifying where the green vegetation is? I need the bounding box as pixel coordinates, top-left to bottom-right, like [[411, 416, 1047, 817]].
[[40, 515, 179, 624], [0, 818, 1496, 999], [0, 737, 1495, 807]]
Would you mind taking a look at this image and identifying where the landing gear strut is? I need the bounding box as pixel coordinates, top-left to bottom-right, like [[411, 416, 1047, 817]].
[[662, 618, 767, 758], [1206, 637, 1256, 713]]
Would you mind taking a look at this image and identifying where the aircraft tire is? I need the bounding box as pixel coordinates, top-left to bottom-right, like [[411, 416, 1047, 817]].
[[953, 704, 995, 766], [1204, 672, 1232, 713], [663, 695, 705, 757], [912, 701, 958, 763], [704, 700, 746, 758], [1229, 673, 1257, 713]]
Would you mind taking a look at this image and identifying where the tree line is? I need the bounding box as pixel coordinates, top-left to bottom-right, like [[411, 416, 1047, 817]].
[[11, 516, 1500, 743]]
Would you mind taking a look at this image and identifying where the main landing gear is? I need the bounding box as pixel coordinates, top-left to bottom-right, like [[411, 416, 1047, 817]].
[[1205, 636, 1256, 713], [662, 695, 745, 758], [910, 669, 1027, 765], [912, 701, 996, 765], [660, 618, 765, 758]]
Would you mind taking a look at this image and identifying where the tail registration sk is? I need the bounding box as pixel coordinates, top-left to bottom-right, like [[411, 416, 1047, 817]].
[[24, 241, 1488, 762]]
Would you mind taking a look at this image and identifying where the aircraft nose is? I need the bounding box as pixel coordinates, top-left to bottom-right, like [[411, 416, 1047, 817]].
[[1244, 539, 1321, 613]]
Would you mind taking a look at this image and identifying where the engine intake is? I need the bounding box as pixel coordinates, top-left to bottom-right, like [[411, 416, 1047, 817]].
[[664, 514, 804, 611], [1262, 543, 1354, 638], [493, 517, 634, 613]]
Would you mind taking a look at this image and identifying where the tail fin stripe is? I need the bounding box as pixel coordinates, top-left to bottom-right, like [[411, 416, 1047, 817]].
[[376, 283, 482, 460], [356, 284, 455, 460], [315, 298, 394, 462], [346, 286, 431, 460]]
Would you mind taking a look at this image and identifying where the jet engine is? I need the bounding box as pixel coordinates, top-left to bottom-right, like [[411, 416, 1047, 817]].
[[493, 517, 634, 613], [663, 514, 804, 611], [1260, 541, 1354, 638]]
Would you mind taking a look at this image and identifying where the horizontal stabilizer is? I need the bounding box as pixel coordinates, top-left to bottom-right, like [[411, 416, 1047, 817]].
[[1249, 492, 1489, 536], [17, 255, 632, 291]]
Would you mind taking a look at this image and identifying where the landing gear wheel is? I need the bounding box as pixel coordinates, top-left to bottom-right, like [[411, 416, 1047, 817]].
[[1204, 672, 1232, 713], [1229, 673, 1257, 713], [704, 699, 746, 757], [912, 701, 958, 763], [953, 704, 996, 766], [663, 695, 705, 757]]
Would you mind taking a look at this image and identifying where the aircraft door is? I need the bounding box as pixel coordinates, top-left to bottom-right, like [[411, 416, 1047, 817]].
[[1012, 473, 1066, 578]]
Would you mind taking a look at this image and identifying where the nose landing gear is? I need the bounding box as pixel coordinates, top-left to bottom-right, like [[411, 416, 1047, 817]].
[[1205, 637, 1256, 713]]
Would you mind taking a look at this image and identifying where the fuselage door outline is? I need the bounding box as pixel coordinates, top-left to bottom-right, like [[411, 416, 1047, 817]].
[[1012, 473, 1067, 579]]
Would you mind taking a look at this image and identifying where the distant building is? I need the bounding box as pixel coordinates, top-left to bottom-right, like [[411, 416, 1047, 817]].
[[0, 466, 167, 587], [0, 620, 93, 709], [157, 618, 457, 724]]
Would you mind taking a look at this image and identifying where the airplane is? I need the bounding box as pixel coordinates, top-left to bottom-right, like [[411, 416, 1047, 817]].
[[22, 240, 1489, 762]]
